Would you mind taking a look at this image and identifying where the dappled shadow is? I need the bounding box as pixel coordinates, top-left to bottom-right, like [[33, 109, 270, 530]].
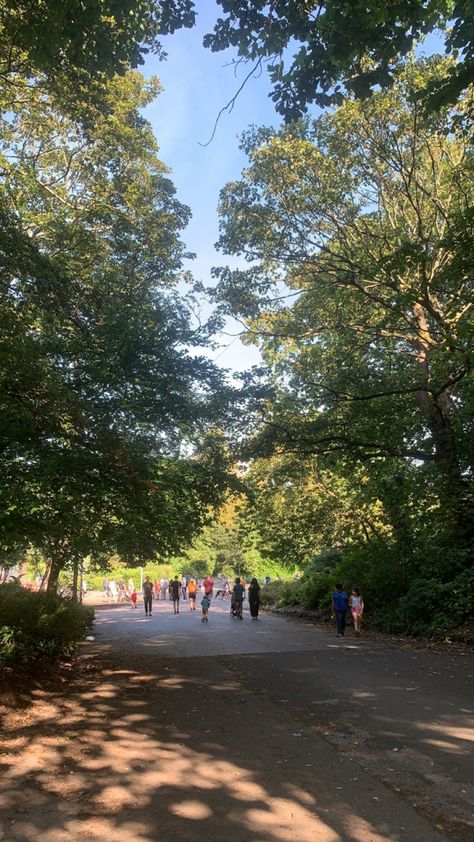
[[227, 645, 474, 840], [0, 642, 449, 842]]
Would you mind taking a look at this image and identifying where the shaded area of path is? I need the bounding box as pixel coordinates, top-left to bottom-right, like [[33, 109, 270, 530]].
[[0, 597, 472, 841]]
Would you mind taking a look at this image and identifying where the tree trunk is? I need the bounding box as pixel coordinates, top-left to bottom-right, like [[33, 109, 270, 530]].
[[46, 554, 63, 592], [413, 306, 472, 545], [71, 556, 79, 602]]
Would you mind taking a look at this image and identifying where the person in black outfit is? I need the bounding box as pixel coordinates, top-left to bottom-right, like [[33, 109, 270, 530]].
[[143, 576, 153, 616], [170, 575, 181, 614], [248, 578, 261, 619]]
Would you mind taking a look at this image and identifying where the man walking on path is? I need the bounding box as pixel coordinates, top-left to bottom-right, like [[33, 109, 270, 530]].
[[143, 576, 153, 617], [170, 576, 181, 614], [332, 583, 348, 637], [203, 575, 214, 602]]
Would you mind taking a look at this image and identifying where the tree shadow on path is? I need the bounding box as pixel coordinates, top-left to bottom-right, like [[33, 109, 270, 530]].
[[0, 642, 452, 842]]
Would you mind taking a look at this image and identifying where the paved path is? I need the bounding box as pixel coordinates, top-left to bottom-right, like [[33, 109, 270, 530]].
[[0, 595, 472, 841]]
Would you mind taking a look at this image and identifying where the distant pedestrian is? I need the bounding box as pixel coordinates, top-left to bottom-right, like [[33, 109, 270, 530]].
[[131, 589, 138, 609], [349, 587, 364, 637], [181, 575, 187, 600], [248, 578, 261, 619], [170, 576, 181, 614], [160, 577, 168, 600], [188, 578, 197, 610], [143, 576, 153, 616], [232, 577, 244, 619], [201, 594, 210, 622], [153, 579, 160, 601], [203, 575, 214, 602], [332, 583, 348, 638]]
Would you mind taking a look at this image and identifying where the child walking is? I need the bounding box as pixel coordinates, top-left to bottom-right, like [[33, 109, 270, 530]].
[[201, 594, 210, 622], [349, 587, 364, 636], [131, 589, 137, 609]]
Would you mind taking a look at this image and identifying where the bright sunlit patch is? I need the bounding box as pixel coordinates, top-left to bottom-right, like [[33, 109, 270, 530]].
[[170, 799, 213, 820], [428, 724, 474, 742]]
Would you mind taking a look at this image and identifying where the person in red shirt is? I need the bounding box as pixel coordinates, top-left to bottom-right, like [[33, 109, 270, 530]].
[[203, 575, 214, 601], [130, 590, 138, 609]]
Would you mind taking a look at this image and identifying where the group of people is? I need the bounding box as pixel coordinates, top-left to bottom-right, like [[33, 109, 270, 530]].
[[332, 584, 364, 637], [138, 574, 262, 622], [102, 577, 134, 602], [106, 573, 363, 636], [142, 575, 202, 616]]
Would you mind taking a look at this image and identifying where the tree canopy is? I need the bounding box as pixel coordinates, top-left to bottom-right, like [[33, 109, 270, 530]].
[[0, 0, 195, 115], [204, 0, 474, 118], [213, 58, 473, 560], [0, 66, 233, 586]]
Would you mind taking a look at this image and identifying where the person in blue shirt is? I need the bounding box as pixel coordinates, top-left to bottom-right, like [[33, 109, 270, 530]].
[[332, 584, 348, 637]]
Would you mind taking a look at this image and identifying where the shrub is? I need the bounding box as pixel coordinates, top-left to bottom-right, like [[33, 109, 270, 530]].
[[0, 584, 94, 666], [260, 579, 304, 607]]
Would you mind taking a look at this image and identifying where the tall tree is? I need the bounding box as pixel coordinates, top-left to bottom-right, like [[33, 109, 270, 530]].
[[213, 59, 473, 552], [0, 70, 231, 587], [204, 1, 474, 118]]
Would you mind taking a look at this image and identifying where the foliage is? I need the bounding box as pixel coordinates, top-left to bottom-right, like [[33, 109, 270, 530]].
[[0, 583, 94, 665], [214, 58, 473, 547], [176, 494, 288, 581], [260, 579, 304, 608], [212, 60, 473, 635], [204, 1, 474, 118], [0, 0, 195, 118], [0, 64, 234, 585]]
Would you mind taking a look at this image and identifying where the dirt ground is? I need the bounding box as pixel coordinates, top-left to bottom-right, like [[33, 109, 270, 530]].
[[0, 595, 472, 841]]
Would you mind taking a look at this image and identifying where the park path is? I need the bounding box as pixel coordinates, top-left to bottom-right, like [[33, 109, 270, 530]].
[[0, 594, 472, 841]]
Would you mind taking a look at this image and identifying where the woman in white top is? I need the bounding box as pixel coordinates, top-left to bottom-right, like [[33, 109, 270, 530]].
[[349, 587, 364, 637]]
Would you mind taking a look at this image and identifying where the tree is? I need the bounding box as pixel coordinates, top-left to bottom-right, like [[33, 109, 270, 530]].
[[0, 0, 195, 115], [204, 0, 474, 118], [213, 59, 473, 555], [0, 70, 232, 588]]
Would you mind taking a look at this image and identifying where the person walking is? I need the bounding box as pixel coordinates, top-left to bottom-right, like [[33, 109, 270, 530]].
[[201, 593, 210, 622], [181, 575, 187, 600], [153, 579, 160, 601], [203, 575, 214, 602], [143, 575, 153, 616], [232, 577, 244, 619], [188, 578, 197, 610], [332, 583, 348, 637], [130, 589, 138, 609], [349, 587, 364, 637], [160, 577, 168, 600], [170, 575, 181, 614], [248, 578, 261, 619]]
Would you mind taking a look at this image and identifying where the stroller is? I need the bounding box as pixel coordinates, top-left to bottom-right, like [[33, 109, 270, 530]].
[[230, 594, 243, 620]]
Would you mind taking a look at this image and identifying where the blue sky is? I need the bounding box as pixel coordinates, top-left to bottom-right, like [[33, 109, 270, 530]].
[[142, 5, 446, 372], [142, 2, 282, 372]]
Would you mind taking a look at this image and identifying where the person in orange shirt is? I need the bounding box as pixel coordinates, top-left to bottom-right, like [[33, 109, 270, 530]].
[[188, 578, 198, 610]]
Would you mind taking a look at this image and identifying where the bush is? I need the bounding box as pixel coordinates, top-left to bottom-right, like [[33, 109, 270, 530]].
[[0, 584, 94, 666], [260, 579, 304, 607]]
